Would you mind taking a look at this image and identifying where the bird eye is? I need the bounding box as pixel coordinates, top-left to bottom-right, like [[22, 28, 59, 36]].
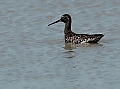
[[61, 16, 65, 19]]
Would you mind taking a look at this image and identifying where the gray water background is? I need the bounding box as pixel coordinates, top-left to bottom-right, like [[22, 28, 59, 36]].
[[0, 0, 120, 89]]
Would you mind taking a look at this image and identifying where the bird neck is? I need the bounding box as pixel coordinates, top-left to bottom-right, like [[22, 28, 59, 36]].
[[64, 21, 72, 34]]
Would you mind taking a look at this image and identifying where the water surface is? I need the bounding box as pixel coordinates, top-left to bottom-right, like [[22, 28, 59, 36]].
[[0, 0, 120, 89]]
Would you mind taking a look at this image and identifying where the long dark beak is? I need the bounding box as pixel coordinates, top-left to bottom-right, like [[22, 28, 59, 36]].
[[48, 19, 61, 26]]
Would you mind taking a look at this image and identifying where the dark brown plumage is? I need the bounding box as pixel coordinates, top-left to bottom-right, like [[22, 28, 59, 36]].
[[48, 14, 104, 44]]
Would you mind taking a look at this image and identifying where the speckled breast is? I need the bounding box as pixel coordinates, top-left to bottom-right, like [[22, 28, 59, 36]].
[[65, 35, 88, 44]]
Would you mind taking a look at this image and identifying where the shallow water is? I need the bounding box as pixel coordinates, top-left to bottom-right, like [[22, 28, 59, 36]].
[[0, 0, 120, 89]]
